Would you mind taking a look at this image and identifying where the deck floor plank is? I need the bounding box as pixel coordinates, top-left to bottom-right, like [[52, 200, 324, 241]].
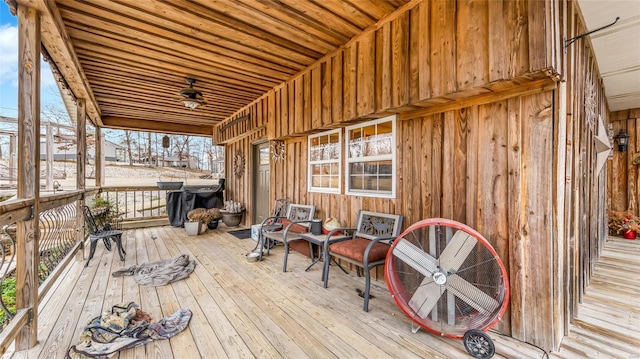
[[555, 236, 640, 358], [155, 226, 230, 359], [118, 225, 146, 359], [7, 229, 638, 359]]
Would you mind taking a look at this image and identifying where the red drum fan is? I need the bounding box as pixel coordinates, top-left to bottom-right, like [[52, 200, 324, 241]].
[[385, 218, 509, 359]]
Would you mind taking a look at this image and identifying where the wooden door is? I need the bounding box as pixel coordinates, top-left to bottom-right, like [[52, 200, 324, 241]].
[[252, 141, 270, 224]]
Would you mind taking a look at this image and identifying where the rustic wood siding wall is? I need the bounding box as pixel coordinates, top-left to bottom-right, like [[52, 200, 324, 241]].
[[216, 0, 555, 143], [214, 0, 613, 351], [608, 109, 640, 214], [561, 1, 610, 339], [268, 92, 555, 343], [223, 127, 267, 227]]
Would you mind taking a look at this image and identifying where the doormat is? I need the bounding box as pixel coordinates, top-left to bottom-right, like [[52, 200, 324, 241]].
[[228, 229, 252, 239]]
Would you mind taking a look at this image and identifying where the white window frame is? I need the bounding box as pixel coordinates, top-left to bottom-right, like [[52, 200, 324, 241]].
[[345, 115, 396, 198], [308, 129, 342, 194]]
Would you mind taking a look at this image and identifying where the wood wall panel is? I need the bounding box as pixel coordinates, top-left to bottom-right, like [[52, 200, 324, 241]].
[[223, 127, 267, 227], [217, 0, 554, 144], [520, 92, 554, 348], [562, 2, 609, 348], [456, 0, 488, 89], [215, 0, 616, 352], [608, 109, 640, 214], [264, 91, 560, 342], [391, 11, 409, 109]]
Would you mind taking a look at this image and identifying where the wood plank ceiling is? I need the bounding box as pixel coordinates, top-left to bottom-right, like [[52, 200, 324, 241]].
[[46, 0, 409, 136]]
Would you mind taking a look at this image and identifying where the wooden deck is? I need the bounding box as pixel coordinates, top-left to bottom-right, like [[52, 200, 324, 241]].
[[4, 228, 637, 359], [555, 236, 640, 359]]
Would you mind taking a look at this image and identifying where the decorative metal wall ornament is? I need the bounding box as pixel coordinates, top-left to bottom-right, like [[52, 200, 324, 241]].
[[594, 115, 612, 175], [233, 152, 245, 177], [271, 141, 285, 163], [584, 71, 597, 130]]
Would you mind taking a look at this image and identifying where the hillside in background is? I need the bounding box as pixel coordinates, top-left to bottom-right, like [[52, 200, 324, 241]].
[[0, 159, 222, 193]]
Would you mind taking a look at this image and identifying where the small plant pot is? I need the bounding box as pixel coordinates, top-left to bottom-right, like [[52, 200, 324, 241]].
[[221, 211, 244, 227], [185, 221, 202, 236], [623, 229, 637, 240], [208, 219, 220, 230]]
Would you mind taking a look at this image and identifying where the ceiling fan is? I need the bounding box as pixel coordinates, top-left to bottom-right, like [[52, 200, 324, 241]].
[[176, 77, 206, 110]]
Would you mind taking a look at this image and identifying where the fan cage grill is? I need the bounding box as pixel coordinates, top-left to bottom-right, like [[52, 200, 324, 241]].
[[386, 222, 508, 338]]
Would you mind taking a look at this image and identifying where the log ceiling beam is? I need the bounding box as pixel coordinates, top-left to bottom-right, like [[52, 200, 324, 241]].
[[101, 116, 213, 137]]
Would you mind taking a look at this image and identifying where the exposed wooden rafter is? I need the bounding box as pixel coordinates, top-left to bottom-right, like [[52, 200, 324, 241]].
[[7, 0, 411, 136]]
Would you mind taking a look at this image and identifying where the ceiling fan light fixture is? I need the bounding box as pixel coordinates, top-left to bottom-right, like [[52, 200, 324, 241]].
[[178, 77, 206, 110], [183, 99, 201, 110]]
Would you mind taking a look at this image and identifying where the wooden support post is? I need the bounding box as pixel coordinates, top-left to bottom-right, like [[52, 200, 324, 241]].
[[76, 99, 86, 261], [9, 134, 15, 188], [95, 125, 103, 187], [15, 4, 40, 350], [45, 122, 53, 191]]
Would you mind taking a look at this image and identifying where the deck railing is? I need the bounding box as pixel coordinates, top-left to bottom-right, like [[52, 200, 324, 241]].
[[88, 186, 171, 220], [0, 185, 170, 353]]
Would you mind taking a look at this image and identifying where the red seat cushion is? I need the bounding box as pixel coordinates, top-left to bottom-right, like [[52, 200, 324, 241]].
[[281, 219, 309, 234], [329, 237, 390, 263]]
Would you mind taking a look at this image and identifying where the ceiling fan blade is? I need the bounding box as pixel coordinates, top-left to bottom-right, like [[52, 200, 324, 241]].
[[438, 230, 477, 273], [409, 280, 444, 319], [446, 274, 499, 315], [392, 238, 438, 277]]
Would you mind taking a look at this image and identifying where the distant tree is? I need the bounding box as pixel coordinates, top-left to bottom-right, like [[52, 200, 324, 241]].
[[121, 130, 135, 166], [41, 102, 71, 126], [172, 136, 191, 168]]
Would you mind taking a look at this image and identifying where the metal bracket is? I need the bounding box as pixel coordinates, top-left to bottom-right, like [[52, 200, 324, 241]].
[[27, 307, 34, 324], [564, 17, 619, 50], [411, 321, 421, 334], [26, 205, 35, 220]]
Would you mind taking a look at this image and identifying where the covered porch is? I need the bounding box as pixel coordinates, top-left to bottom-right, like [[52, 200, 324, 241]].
[[2, 0, 640, 357], [7, 225, 638, 358]]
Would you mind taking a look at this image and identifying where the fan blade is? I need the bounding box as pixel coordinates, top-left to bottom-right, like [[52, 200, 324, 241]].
[[438, 230, 477, 273], [392, 238, 438, 277], [409, 281, 444, 319], [446, 274, 499, 315]]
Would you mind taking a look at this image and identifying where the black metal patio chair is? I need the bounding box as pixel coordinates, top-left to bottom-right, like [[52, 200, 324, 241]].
[[82, 205, 125, 267]]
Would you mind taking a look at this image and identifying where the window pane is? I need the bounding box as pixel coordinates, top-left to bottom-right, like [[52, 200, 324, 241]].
[[379, 175, 392, 191], [324, 143, 338, 160], [376, 133, 393, 155], [312, 176, 322, 187], [349, 138, 363, 158], [350, 162, 364, 175], [310, 147, 321, 161], [330, 163, 339, 175], [363, 124, 376, 137], [330, 176, 339, 188], [350, 175, 364, 190], [379, 160, 392, 174], [259, 147, 269, 165], [377, 121, 392, 135], [350, 128, 363, 140]]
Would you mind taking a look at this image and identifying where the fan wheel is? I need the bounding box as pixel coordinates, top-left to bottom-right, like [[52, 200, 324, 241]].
[[463, 330, 495, 359], [384, 218, 510, 338]]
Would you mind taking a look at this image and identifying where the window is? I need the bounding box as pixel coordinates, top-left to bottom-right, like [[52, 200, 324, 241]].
[[308, 129, 341, 193], [345, 115, 396, 198]]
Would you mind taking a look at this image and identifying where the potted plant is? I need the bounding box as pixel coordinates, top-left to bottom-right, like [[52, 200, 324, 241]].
[[90, 196, 121, 230], [221, 200, 244, 227], [186, 208, 211, 235], [608, 210, 640, 239], [206, 208, 222, 229]]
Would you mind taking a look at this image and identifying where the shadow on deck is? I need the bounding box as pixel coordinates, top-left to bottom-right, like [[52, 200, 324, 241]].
[[5, 226, 626, 359]]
